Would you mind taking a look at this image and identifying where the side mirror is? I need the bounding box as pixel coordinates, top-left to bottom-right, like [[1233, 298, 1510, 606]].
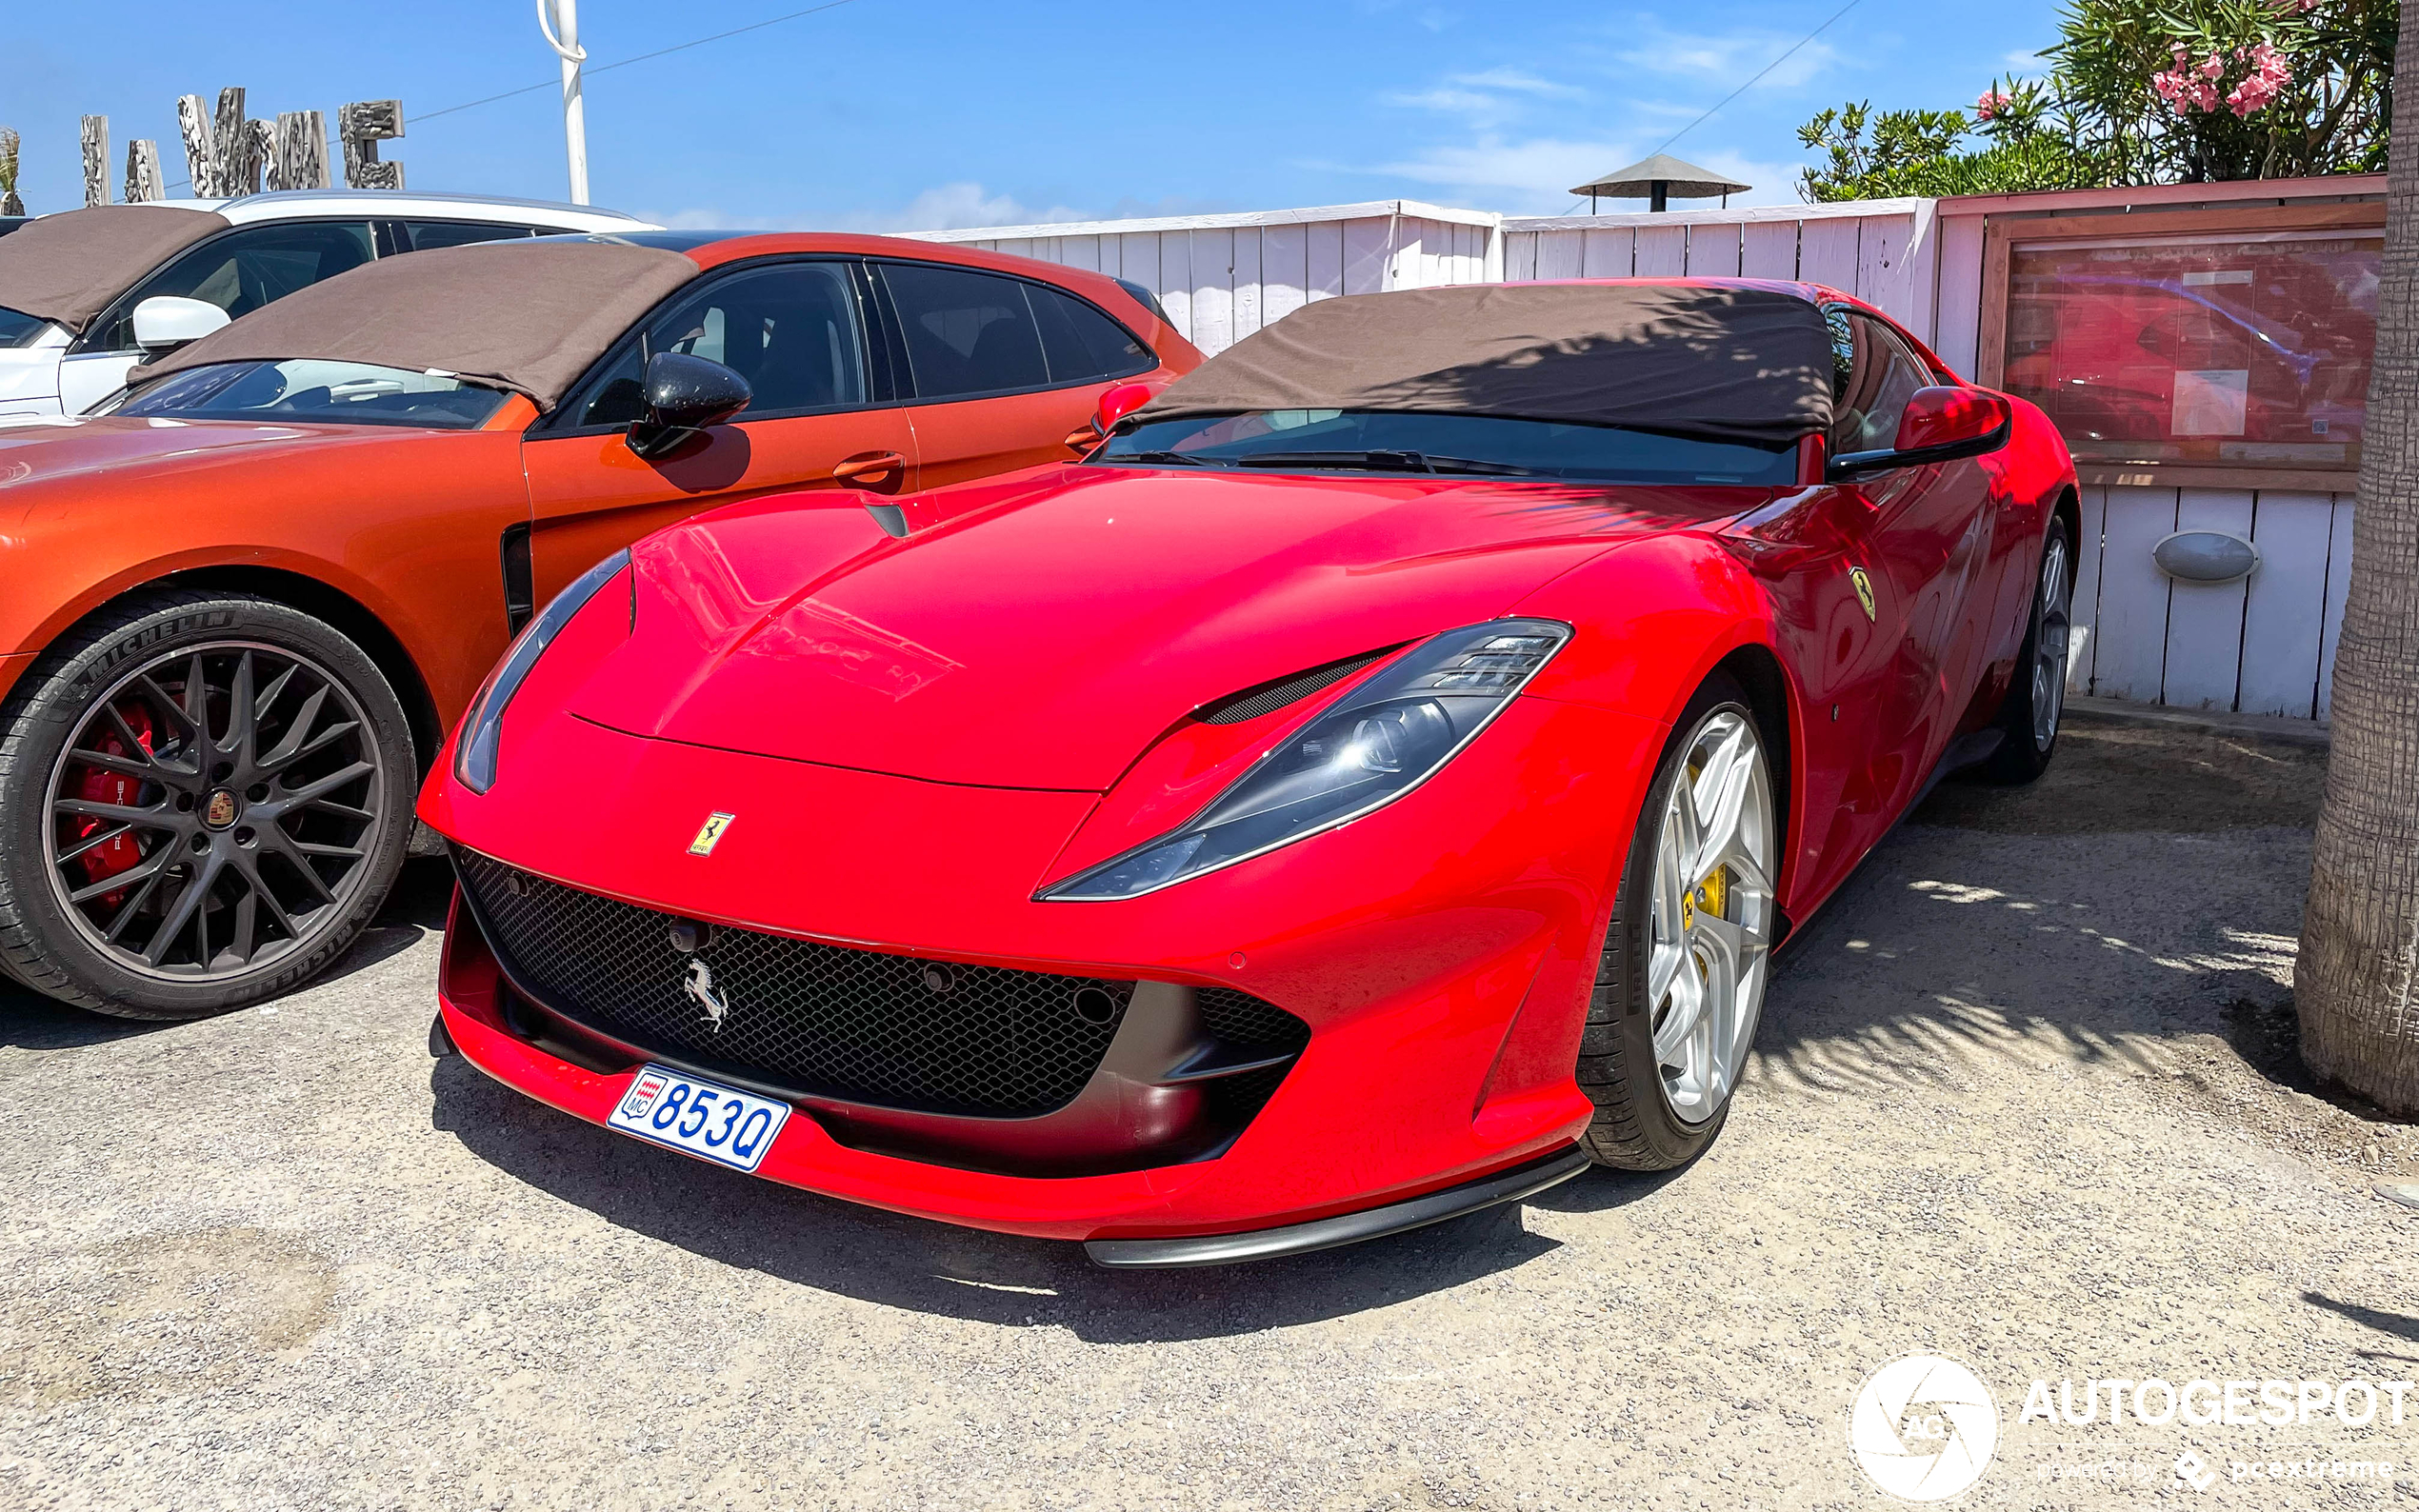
[[1096, 381, 1156, 432], [1830, 386, 2012, 479], [627, 350, 751, 460], [130, 295, 230, 356]]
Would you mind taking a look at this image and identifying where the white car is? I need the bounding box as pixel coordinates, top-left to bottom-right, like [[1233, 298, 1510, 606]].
[[0, 189, 659, 415]]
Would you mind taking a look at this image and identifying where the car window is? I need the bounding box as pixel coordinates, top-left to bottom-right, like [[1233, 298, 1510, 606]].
[[84, 221, 376, 353], [401, 221, 535, 252], [1832, 311, 1931, 455], [0, 305, 53, 348], [879, 263, 1051, 400], [112, 359, 508, 429], [1029, 284, 1155, 385], [572, 261, 869, 428]]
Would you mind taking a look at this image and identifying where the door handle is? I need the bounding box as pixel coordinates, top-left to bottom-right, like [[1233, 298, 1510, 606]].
[[831, 450, 905, 486]]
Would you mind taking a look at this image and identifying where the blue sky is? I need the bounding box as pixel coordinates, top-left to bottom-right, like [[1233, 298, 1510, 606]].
[[10, 1, 2061, 228]]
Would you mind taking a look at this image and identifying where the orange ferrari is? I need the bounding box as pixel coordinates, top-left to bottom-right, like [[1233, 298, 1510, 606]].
[[0, 230, 1199, 1019]]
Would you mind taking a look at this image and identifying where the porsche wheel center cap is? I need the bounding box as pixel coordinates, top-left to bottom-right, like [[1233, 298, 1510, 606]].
[[202, 788, 242, 829]]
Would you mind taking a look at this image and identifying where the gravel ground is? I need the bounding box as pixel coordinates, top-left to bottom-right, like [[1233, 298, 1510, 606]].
[[4, 712, 2415, 1510]]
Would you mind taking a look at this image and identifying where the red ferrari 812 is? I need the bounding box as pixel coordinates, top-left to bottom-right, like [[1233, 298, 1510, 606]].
[[419, 279, 2079, 1266]]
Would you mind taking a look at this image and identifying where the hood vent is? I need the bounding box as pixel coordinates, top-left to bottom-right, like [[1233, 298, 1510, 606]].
[[1194, 646, 1400, 726]]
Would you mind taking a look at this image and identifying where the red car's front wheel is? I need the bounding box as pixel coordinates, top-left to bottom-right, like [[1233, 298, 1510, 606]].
[[1575, 672, 1778, 1170]]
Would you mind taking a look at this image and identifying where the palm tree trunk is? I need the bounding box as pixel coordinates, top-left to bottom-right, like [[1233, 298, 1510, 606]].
[[2298, 0, 2419, 1111]]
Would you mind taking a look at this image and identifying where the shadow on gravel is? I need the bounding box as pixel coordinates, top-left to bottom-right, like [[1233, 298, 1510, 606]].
[[1749, 720, 2325, 1101], [430, 1054, 1579, 1342]]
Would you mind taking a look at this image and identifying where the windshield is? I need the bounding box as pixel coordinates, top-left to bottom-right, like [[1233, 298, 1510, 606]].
[[0, 305, 55, 348], [1093, 409, 1801, 486], [111, 360, 510, 429]]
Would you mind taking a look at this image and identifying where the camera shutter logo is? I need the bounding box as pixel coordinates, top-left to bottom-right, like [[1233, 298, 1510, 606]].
[[1849, 1355, 1999, 1502]]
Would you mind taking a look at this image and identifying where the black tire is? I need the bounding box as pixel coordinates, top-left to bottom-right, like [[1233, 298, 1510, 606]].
[[0, 590, 415, 1020], [1576, 672, 1774, 1171], [1982, 522, 2074, 786]]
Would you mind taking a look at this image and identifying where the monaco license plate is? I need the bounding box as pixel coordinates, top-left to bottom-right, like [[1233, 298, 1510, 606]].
[[607, 1065, 790, 1173]]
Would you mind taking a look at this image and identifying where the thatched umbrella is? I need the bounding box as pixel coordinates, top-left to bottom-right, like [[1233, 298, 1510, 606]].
[[1569, 153, 1750, 213]]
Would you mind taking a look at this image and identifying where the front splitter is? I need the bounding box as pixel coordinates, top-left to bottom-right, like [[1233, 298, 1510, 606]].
[[1083, 1144, 1591, 1268]]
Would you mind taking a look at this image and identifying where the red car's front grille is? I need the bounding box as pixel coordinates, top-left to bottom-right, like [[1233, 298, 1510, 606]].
[[450, 848, 1307, 1125]]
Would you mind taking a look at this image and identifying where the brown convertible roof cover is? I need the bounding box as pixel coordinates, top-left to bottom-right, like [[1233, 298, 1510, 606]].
[[0, 205, 230, 334], [139, 238, 701, 411], [1133, 282, 1834, 447]]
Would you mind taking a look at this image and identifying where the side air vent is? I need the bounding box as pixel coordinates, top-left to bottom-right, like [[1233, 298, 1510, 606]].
[[1193, 647, 1400, 726]]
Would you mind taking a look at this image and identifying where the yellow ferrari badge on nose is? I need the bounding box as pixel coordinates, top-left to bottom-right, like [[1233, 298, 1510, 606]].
[[688, 812, 735, 856], [1849, 566, 1876, 623]]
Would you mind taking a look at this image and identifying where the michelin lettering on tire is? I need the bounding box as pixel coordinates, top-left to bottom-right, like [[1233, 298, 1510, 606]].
[[1849, 1354, 1999, 1501]]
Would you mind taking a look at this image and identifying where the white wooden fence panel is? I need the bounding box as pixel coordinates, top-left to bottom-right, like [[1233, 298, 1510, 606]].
[[1934, 212, 1987, 377], [2161, 489, 2253, 709], [1854, 212, 1911, 306], [1190, 228, 1233, 354], [1058, 234, 1100, 272], [2318, 497, 2357, 718], [1262, 223, 1308, 324], [1798, 217, 1861, 293], [1117, 231, 1156, 297], [1342, 218, 1390, 294], [1507, 229, 1538, 280], [1397, 221, 1433, 288], [1741, 220, 1798, 279], [2091, 487, 2179, 703], [1689, 223, 1742, 276], [2068, 487, 2108, 694], [1459, 221, 1488, 284], [1309, 220, 1345, 301], [1534, 229, 1583, 280], [1581, 227, 1632, 277], [1158, 231, 1193, 344], [1634, 224, 1686, 277], [1231, 227, 1263, 341], [2239, 491, 2335, 718]]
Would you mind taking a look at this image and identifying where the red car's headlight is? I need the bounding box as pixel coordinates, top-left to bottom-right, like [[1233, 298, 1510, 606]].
[[1041, 618, 1570, 902], [453, 548, 631, 794]]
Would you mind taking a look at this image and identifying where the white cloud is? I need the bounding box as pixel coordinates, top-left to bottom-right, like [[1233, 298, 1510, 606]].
[[1383, 67, 1587, 127], [1614, 19, 1840, 90], [1385, 86, 1509, 115], [1372, 135, 1638, 212], [1450, 68, 1585, 99]]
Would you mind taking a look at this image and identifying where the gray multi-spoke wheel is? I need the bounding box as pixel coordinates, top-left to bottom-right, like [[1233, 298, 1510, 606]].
[[0, 591, 414, 1019], [1577, 673, 1776, 1169], [1985, 522, 2074, 784]]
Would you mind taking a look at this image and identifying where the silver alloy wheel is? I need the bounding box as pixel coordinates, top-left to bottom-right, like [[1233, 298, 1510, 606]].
[[1645, 707, 1776, 1125], [42, 641, 386, 982], [2031, 533, 2073, 751]]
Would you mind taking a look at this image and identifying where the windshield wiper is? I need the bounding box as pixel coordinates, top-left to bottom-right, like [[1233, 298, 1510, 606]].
[[1232, 449, 1437, 471], [1104, 449, 1218, 467], [1233, 449, 1553, 478]]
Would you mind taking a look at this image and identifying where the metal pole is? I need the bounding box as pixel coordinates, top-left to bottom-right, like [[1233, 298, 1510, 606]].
[[537, 0, 590, 205]]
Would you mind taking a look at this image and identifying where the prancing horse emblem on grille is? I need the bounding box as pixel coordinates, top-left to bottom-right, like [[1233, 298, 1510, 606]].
[[684, 958, 731, 1032]]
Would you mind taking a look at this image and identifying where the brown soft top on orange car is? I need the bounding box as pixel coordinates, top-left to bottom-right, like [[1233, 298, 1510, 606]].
[[0, 204, 231, 333], [135, 238, 701, 411]]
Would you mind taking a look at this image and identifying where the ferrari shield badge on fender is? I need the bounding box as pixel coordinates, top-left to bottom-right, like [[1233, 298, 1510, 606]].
[[1849, 566, 1877, 623], [688, 811, 735, 856]]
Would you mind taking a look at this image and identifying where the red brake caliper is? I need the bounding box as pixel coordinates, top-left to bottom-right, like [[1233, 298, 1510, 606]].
[[70, 705, 155, 904]]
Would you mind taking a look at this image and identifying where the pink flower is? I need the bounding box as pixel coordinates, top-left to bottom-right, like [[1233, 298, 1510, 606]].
[[2198, 50, 2227, 79], [1975, 88, 2010, 121]]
